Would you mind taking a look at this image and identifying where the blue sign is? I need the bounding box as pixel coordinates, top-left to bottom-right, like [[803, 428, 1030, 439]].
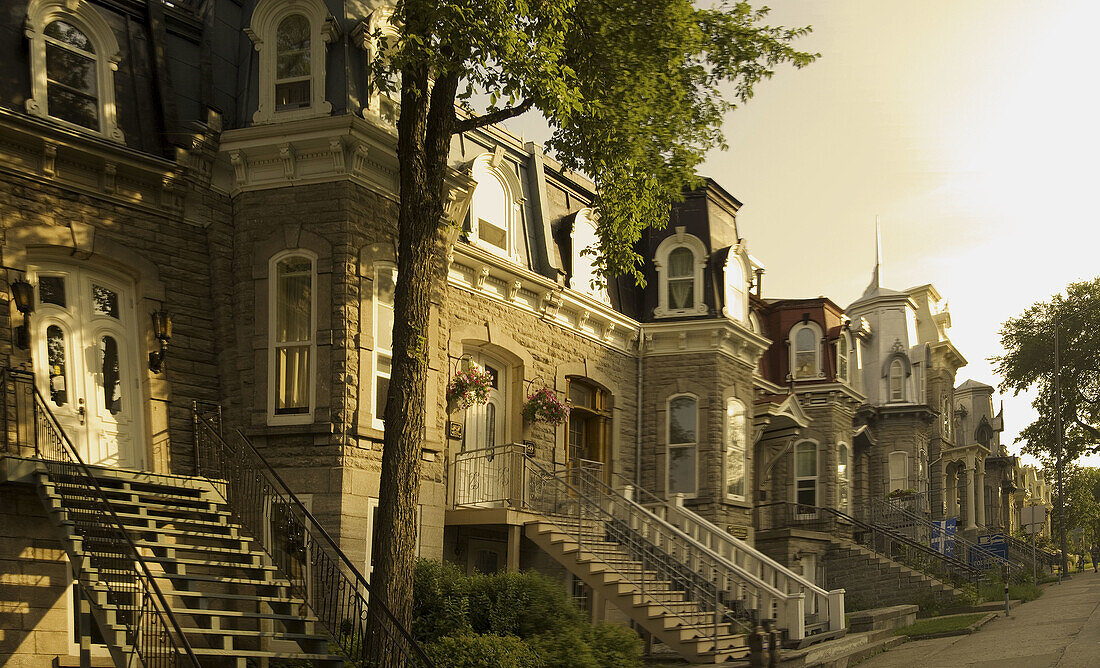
[[932, 519, 956, 559], [978, 532, 1008, 562]]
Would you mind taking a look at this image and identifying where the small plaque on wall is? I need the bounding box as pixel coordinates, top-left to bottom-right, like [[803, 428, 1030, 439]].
[[446, 421, 463, 440], [727, 524, 749, 539]]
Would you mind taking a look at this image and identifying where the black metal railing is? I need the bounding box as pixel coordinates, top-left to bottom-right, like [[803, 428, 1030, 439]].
[[757, 501, 987, 588], [192, 404, 433, 666], [978, 525, 1058, 572], [5, 370, 200, 666]]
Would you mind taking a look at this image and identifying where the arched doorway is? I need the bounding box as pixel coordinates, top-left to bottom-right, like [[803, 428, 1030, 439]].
[[27, 261, 144, 468]]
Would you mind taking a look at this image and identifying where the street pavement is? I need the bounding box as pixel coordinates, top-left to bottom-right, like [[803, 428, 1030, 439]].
[[856, 569, 1100, 667]]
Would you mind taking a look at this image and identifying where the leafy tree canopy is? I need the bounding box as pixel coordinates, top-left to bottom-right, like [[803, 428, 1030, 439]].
[[383, 0, 817, 283], [994, 277, 1100, 462]]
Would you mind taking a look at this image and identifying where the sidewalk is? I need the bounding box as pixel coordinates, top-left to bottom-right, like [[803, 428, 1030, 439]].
[[856, 569, 1100, 667]]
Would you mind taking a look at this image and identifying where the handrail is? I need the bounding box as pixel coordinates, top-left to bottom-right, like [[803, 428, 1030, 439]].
[[7, 370, 200, 666], [605, 470, 837, 627], [523, 457, 759, 641], [870, 497, 1016, 574], [192, 405, 433, 666]]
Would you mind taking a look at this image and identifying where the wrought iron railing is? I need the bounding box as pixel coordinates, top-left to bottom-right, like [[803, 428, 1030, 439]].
[[757, 501, 987, 588], [870, 497, 1017, 575], [977, 525, 1058, 571], [524, 459, 806, 643], [5, 370, 200, 666], [452, 444, 529, 508], [192, 404, 433, 666]]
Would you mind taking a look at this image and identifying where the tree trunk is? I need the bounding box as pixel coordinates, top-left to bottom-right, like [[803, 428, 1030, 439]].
[[365, 12, 460, 661]]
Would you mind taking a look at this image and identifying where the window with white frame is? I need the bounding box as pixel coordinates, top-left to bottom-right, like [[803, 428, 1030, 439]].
[[654, 229, 707, 317], [569, 209, 609, 304], [795, 441, 818, 507], [837, 443, 850, 512], [357, 5, 400, 126], [790, 322, 821, 379], [723, 250, 745, 322], [889, 451, 908, 493], [373, 265, 396, 429], [837, 332, 851, 383], [25, 0, 124, 141], [888, 359, 905, 401], [469, 155, 522, 262], [942, 396, 952, 440], [270, 253, 315, 421], [724, 397, 747, 501], [248, 0, 334, 124], [667, 395, 698, 497]]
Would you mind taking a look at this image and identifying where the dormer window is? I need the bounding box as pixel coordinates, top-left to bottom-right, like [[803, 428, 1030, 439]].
[[889, 359, 905, 401], [275, 15, 311, 110], [25, 0, 124, 141], [837, 331, 851, 383], [249, 0, 335, 124], [654, 229, 707, 318], [569, 209, 609, 304], [356, 6, 401, 126], [789, 321, 822, 379], [723, 249, 745, 322], [469, 153, 523, 262]]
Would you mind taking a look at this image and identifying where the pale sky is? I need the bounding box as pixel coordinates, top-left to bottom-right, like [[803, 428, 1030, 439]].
[[504, 1, 1100, 467]]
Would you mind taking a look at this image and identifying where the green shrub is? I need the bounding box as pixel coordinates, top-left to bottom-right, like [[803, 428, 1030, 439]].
[[426, 633, 537, 668], [413, 558, 473, 641], [467, 570, 584, 638], [589, 623, 644, 668]]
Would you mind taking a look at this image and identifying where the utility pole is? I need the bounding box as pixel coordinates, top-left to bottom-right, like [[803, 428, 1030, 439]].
[[1055, 309, 1069, 579]]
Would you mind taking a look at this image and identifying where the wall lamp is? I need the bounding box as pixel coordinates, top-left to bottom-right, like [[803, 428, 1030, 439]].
[[11, 276, 34, 350], [148, 310, 173, 373]]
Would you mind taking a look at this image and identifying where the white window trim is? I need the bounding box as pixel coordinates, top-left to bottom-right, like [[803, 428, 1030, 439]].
[[836, 331, 852, 384], [723, 392, 748, 503], [794, 439, 819, 516], [722, 246, 746, 323], [654, 228, 707, 318], [789, 321, 824, 380], [837, 442, 850, 513], [666, 392, 699, 499], [267, 250, 318, 425], [468, 152, 524, 263], [372, 263, 396, 430], [247, 0, 335, 124], [888, 451, 908, 493], [25, 0, 124, 142], [354, 6, 400, 127], [888, 358, 906, 402], [569, 207, 610, 305]]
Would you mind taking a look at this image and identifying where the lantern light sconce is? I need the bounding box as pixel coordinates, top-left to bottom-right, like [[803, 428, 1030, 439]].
[[11, 276, 34, 350], [148, 310, 172, 373]]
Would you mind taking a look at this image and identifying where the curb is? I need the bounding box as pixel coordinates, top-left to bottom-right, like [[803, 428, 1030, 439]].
[[905, 612, 997, 640]]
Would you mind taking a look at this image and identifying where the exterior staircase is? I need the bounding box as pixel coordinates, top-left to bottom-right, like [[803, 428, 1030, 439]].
[[37, 465, 345, 666], [527, 517, 749, 663], [823, 538, 966, 611]]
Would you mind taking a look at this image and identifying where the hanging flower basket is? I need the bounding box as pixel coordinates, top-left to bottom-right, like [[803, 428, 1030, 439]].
[[522, 387, 570, 426], [446, 365, 494, 412]]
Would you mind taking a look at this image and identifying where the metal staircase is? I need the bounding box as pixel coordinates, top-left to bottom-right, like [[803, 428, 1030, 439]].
[[519, 460, 842, 663], [13, 368, 429, 667]]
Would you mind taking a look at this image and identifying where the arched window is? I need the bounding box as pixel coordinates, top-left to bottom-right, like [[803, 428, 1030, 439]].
[[269, 253, 316, 422], [569, 210, 609, 304], [889, 451, 908, 493], [372, 264, 396, 429], [469, 155, 522, 262], [25, 0, 124, 141], [790, 322, 821, 379], [837, 332, 851, 383], [566, 377, 613, 475], [275, 15, 311, 111], [249, 0, 334, 123], [357, 5, 400, 125], [942, 396, 952, 440], [667, 395, 698, 497], [723, 251, 745, 322], [724, 397, 747, 501], [837, 443, 850, 512], [888, 359, 905, 401], [795, 441, 818, 507], [654, 230, 707, 317]]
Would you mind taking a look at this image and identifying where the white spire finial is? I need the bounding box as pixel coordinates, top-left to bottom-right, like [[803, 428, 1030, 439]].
[[874, 215, 882, 289]]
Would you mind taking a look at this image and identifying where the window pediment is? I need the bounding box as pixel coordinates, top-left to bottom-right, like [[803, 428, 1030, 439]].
[[468, 153, 524, 263], [654, 229, 707, 318]]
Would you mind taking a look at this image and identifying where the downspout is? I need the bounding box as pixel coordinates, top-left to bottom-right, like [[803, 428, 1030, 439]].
[[635, 329, 643, 488]]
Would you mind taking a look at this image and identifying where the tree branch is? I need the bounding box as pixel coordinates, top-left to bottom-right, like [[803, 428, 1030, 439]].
[[1073, 413, 1100, 441], [455, 98, 535, 133]]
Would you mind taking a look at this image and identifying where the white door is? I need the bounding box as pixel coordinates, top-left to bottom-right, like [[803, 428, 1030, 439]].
[[29, 263, 143, 469], [461, 352, 507, 452]]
